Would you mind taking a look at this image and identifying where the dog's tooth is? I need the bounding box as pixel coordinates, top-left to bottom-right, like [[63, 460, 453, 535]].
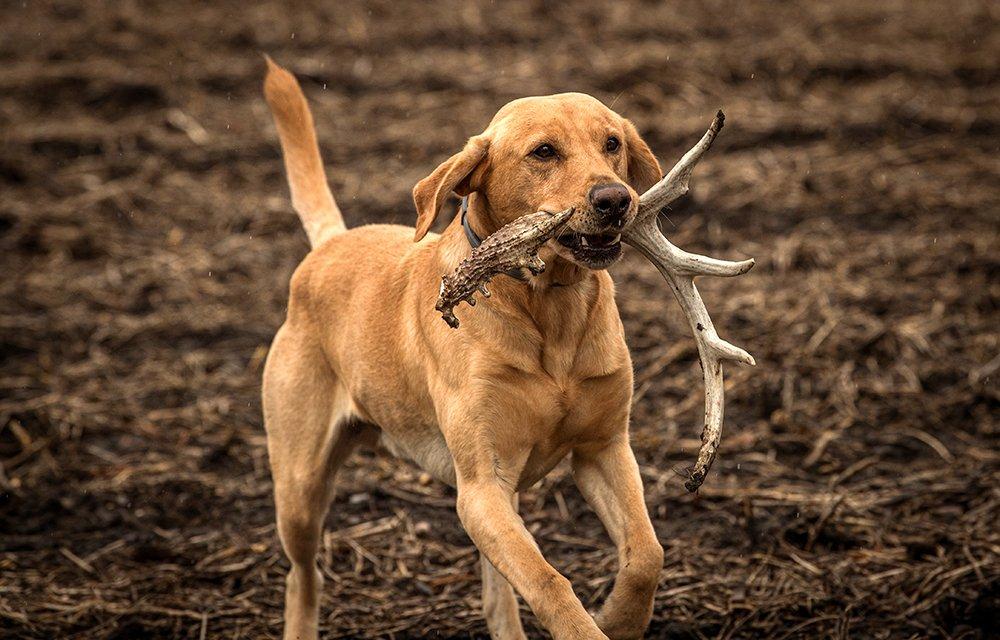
[[478, 285, 491, 298], [580, 236, 590, 247], [611, 234, 621, 243]]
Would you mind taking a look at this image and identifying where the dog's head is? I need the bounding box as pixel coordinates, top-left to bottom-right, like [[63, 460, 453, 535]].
[[412, 93, 662, 270]]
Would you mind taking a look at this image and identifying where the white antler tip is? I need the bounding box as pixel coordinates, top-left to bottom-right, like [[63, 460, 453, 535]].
[[708, 337, 755, 366], [724, 347, 755, 367], [708, 257, 755, 278]]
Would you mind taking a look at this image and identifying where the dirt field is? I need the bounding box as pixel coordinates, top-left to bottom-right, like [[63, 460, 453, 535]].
[[1, 1, 998, 638]]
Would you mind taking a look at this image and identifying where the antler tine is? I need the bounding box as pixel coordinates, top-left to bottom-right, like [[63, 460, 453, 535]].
[[622, 110, 756, 493], [636, 110, 726, 224], [629, 219, 755, 278]]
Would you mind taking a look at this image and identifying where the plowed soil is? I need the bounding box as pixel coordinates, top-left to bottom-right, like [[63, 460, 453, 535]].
[[1, 1, 997, 638]]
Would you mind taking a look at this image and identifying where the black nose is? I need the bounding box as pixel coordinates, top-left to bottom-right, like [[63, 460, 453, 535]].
[[588, 183, 631, 225]]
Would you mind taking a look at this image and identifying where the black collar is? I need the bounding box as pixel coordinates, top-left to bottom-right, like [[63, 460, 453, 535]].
[[460, 196, 529, 282], [460, 196, 483, 248]]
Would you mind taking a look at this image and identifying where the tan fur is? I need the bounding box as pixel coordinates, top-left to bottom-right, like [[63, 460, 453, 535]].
[[263, 55, 344, 245], [262, 58, 664, 640]]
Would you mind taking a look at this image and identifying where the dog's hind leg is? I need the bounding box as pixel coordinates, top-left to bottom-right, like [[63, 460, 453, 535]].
[[263, 325, 376, 640], [481, 495, 527, 640]]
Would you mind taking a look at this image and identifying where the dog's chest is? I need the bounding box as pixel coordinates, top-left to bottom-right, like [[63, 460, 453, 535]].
[[494, 303, 633, 449], [500, 360, 631, 490], [482, 330, 633, 481], [540, 361, 631, 440], [373, 339, 631, 490]]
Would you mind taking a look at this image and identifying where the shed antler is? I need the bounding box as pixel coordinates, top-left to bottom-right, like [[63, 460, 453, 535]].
[[435, 208, 573, 328], [623, 110, 756, 492]]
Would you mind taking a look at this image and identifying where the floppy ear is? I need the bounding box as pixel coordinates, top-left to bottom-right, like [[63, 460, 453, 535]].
[[412, 135, 490, 242], [622, 119, 662, 194]]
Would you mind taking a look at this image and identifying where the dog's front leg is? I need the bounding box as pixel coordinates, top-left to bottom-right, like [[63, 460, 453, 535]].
[[456, 479, 608, 640], [572, 437, 663, 640], [480, 494, 528, 640]]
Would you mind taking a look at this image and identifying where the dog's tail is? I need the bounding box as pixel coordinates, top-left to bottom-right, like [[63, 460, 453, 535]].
[[263, 55, 345, 246]]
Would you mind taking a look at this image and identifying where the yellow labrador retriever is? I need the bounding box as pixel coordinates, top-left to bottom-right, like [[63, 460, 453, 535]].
[[262, 57, 665, 640]]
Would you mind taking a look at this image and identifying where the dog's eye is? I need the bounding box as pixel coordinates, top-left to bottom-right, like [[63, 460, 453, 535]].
[[605, 136, 621, 153], [530, 144, 557, 160]]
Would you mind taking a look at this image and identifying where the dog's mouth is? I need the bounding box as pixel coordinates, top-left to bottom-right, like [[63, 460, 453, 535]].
[[556, 231, 622, 268]]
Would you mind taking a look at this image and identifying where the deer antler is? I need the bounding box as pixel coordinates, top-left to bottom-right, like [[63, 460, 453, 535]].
[[435, 208, 573, 328], [623, 110, 756, 492]]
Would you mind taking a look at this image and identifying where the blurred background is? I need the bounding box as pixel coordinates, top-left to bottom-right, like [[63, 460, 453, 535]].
[[1, 1, 997, 638]]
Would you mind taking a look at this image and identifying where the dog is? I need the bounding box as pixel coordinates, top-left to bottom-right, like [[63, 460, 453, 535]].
[[262, 56, 665, 640]]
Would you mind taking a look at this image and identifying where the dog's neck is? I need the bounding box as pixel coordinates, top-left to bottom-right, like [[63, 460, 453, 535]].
[[456, 193, 589, 289]]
